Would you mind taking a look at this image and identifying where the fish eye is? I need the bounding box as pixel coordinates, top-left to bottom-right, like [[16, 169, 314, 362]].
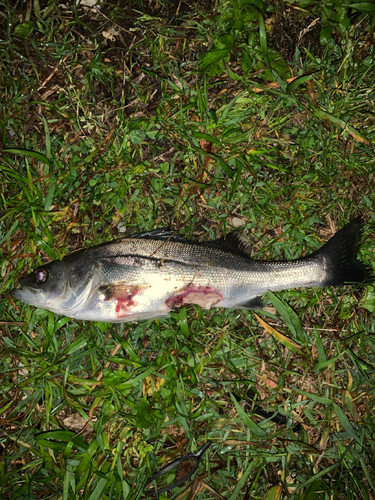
[[35, 268, 49, 283]]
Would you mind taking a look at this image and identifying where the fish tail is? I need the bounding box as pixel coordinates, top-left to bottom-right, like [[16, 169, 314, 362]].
[[313, 216, 372, 287]]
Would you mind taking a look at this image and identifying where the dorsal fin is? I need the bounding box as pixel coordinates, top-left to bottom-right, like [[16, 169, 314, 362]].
[[131, 227, 253, 258], [206, 231, 253, 258], [131, 228, 188, 242]]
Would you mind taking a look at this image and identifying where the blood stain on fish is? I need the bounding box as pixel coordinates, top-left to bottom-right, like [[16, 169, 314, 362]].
[[115, 291, 138, 317]]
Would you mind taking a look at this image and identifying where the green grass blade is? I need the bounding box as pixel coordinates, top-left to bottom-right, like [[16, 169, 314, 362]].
[[230, 393, 267, 437]]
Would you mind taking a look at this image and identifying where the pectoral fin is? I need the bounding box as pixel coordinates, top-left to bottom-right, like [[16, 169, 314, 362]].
[[98, 282, 150, 301], [98, 282, 152, 319]]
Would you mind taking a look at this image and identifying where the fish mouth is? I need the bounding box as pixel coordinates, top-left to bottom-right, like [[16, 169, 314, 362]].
[[11, 285, 43, 305], [11, 284, 65, 313], [11, 278, 94, 315], [11, 288, 25, 300]]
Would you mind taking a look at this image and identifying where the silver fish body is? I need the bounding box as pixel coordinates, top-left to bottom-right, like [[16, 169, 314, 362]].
[[11, 218, 371, 323]]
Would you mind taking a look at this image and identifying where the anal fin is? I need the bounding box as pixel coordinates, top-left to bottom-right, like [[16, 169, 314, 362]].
[[236, 297, 264, 310]]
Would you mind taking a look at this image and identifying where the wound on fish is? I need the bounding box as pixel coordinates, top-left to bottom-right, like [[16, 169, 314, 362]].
[[166, 285, 223, 310]]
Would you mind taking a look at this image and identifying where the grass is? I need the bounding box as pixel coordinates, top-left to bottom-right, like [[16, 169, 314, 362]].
[[1, 0, 375, 498]]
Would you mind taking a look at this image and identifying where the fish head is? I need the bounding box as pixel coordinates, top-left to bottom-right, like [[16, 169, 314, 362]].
[[11, 255, 100, 315]]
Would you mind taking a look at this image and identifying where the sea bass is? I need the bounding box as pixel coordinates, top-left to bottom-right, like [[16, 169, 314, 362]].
[[11, 217, 371, 323]]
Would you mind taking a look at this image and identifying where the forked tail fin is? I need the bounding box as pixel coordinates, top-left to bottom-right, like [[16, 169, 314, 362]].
[[312, 217, 372, 287]]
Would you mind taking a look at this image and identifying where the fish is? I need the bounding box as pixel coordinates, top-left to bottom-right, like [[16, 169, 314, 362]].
[[11, 217, 372, 323]]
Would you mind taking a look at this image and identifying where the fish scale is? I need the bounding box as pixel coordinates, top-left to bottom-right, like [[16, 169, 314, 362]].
[[11, 217, 372, 323]]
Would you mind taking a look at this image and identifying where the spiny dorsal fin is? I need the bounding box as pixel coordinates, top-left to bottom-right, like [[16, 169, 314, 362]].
[[131, 228, 188, 242], [206, 231, 253, 258]]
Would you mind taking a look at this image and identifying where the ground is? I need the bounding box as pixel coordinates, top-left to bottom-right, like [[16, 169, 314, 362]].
[[1, 0, 375, 499]]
